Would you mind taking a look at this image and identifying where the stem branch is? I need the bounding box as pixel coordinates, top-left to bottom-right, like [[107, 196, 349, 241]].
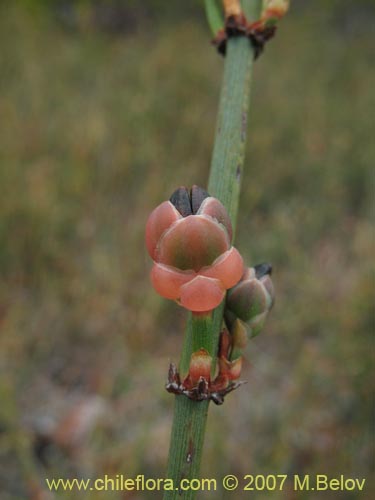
[[164, 2, 261, 497]]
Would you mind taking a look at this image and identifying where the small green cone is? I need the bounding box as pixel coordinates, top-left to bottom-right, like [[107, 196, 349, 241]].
[[224, 263, 275, 342]]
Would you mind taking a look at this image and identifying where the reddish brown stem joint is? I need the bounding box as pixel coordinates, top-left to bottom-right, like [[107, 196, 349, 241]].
[[165, 363, 246, 406], [212, 14, 277, 59]]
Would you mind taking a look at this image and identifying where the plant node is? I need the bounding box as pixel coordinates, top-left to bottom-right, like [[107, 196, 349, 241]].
[[166, 362, 246, 406], [213, 0, 289, 58], [213, 14, 277, 58]]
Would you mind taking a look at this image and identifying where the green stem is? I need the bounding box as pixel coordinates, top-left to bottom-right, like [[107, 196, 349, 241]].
[[179, 313, 215, 377], [164, 2, 261, 498], [203, 0, 224, 36]]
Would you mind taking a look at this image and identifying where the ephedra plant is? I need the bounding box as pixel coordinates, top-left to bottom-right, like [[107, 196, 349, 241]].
[[145, 1, 290, 498]]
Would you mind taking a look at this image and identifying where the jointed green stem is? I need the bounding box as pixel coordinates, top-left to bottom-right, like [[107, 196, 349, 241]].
[[178, 313, 212, 375], [164, 2, 261, 498]]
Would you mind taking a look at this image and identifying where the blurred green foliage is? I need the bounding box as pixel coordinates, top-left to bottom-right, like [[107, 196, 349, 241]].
[[0, 1, 374, 499]]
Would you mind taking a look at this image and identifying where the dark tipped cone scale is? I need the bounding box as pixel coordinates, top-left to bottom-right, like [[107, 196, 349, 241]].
[[169, 186, 192, 216], [190, 185, 210, 214], [254, 262, 272, 278], [170, 185, 211, 216]]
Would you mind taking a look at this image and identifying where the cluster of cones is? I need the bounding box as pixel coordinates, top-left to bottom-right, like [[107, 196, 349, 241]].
[[166, 263, 274, 405], [145, 185, 274, 404]]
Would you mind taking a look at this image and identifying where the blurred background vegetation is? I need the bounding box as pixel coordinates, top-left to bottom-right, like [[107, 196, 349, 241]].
[[0, 0, 374, 498]]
